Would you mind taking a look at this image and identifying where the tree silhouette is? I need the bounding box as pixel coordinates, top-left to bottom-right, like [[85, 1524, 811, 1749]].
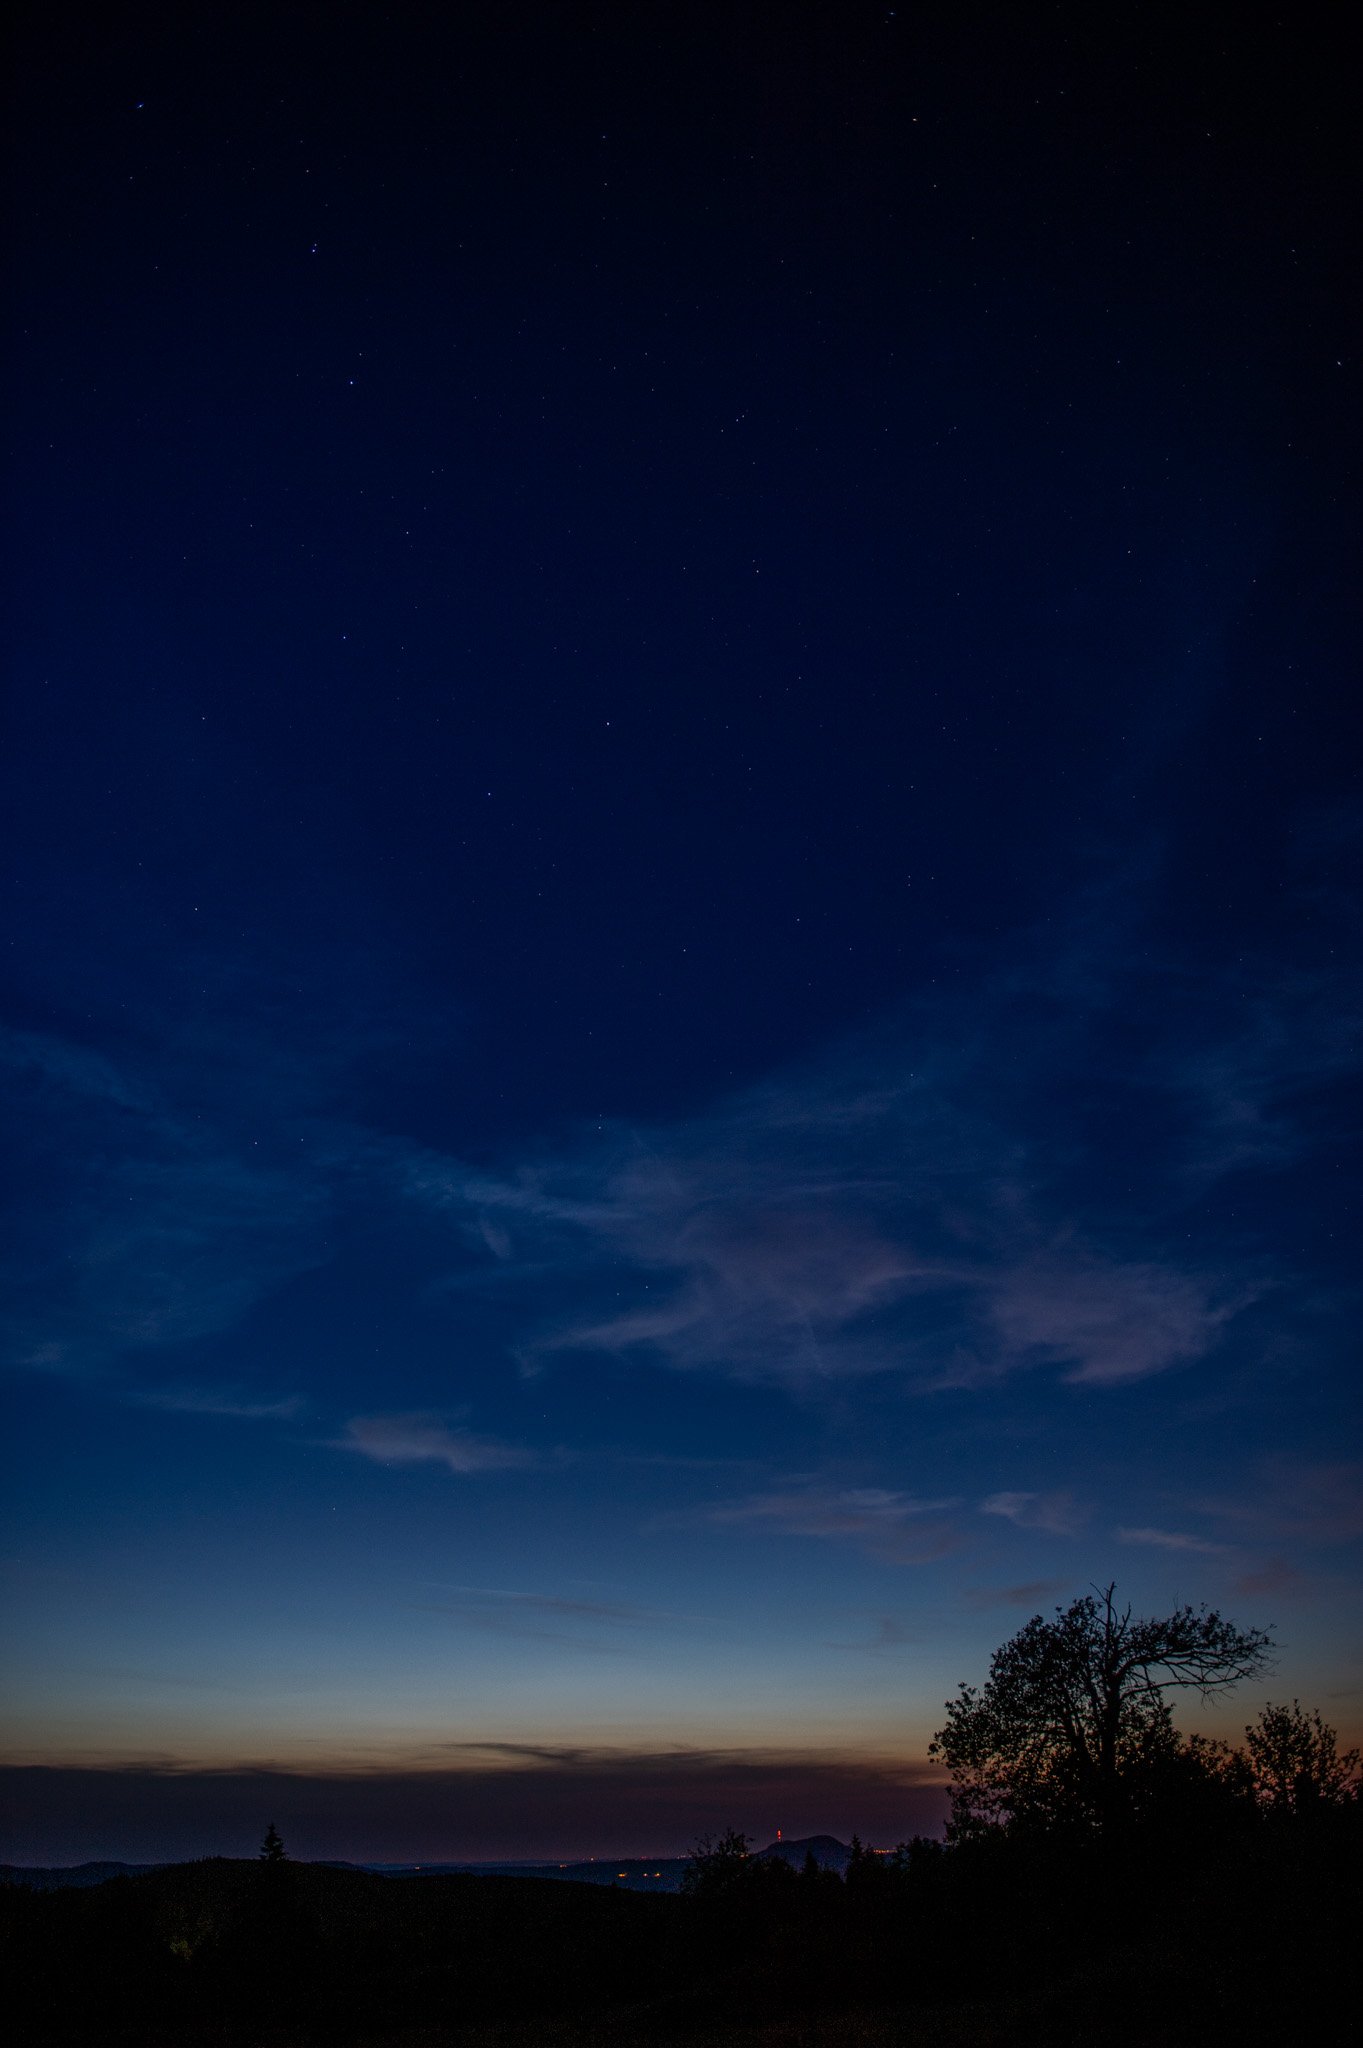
[[1243, 1700, 1361, 1815], [931, 1582, 1273, 1836], [680, 1827, 750, 1897], [259, 1821, 288, 1863]]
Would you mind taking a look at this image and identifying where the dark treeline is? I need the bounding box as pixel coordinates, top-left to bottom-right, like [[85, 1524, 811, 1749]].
[[3, 1798, 1357, 2045], [4, 1593, 1358, 2044], [3, 1772, 1358, 2045]]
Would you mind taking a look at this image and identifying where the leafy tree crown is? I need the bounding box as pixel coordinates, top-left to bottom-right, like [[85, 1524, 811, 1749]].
[[930, 1583, 1273, 1835], [1243, 1700, 1361, 1813]]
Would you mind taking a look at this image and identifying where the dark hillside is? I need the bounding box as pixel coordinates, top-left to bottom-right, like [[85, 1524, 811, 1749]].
[[0, 1861, 155, 1889], [1, 1858, 683, 2042], [3, 1810, 1359, 2046]]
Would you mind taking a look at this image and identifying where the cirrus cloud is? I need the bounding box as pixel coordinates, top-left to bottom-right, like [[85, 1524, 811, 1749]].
[[337, 1414, 538, 1476], [389, 907, 1300, 1399]]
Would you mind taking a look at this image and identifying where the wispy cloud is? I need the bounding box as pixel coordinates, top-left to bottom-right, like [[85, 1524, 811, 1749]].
[[691, 1485, 959, 1562], [1197, 1462, 1363, 1550], [824, 1615, 920, 1653], [1230, 1561, 1310, 1600], [1109, 1464, 1363, 1585], [134, 1385, 306, 1421], [338, 1414, 537, 1476], [986, 1257, 1248, 1387], [1165, 961, 1363, 1182], [710, 1487, 955, 1533], [964, 1579, 1072, 1610], [6, 876, 1351, 1425], [2, 1023, 332, 1377], [0, 1025, 158, 1115], [433, 1586, 667, 1624], [1116, 1525, 1234, 1557], [414, 1585, 691, 1650], [980, 1490, 1087, 1536], [388, 914, 1315, 1396]]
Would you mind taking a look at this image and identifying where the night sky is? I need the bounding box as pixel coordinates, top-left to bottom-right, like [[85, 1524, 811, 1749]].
[[3, 4, 1359, 1866]]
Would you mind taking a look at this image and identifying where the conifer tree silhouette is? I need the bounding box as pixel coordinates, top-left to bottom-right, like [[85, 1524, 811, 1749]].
[[259, 1821, 288, 1863]]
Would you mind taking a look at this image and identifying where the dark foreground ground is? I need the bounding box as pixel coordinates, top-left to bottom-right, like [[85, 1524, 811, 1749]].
[[3, 1816, 1356, 2047]]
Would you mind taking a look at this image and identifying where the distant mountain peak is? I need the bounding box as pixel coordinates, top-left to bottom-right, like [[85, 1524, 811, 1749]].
[[755, 1834, 850, 1868]]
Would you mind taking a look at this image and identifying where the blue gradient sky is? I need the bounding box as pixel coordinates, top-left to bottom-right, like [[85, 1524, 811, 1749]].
[[2, 4, 1359, 1861]]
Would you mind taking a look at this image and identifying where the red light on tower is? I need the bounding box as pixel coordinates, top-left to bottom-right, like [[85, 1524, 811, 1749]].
[[776, 1829, 782, 1841]]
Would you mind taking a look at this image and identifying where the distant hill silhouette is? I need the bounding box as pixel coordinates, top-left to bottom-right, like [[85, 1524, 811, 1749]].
[[404, 1835, 856, 1889], [0, 1861, 156, 1890], [754, 1834, 851, 1872], [361, 1854, 694, 1891], [2, 1848, 787, 1896]]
